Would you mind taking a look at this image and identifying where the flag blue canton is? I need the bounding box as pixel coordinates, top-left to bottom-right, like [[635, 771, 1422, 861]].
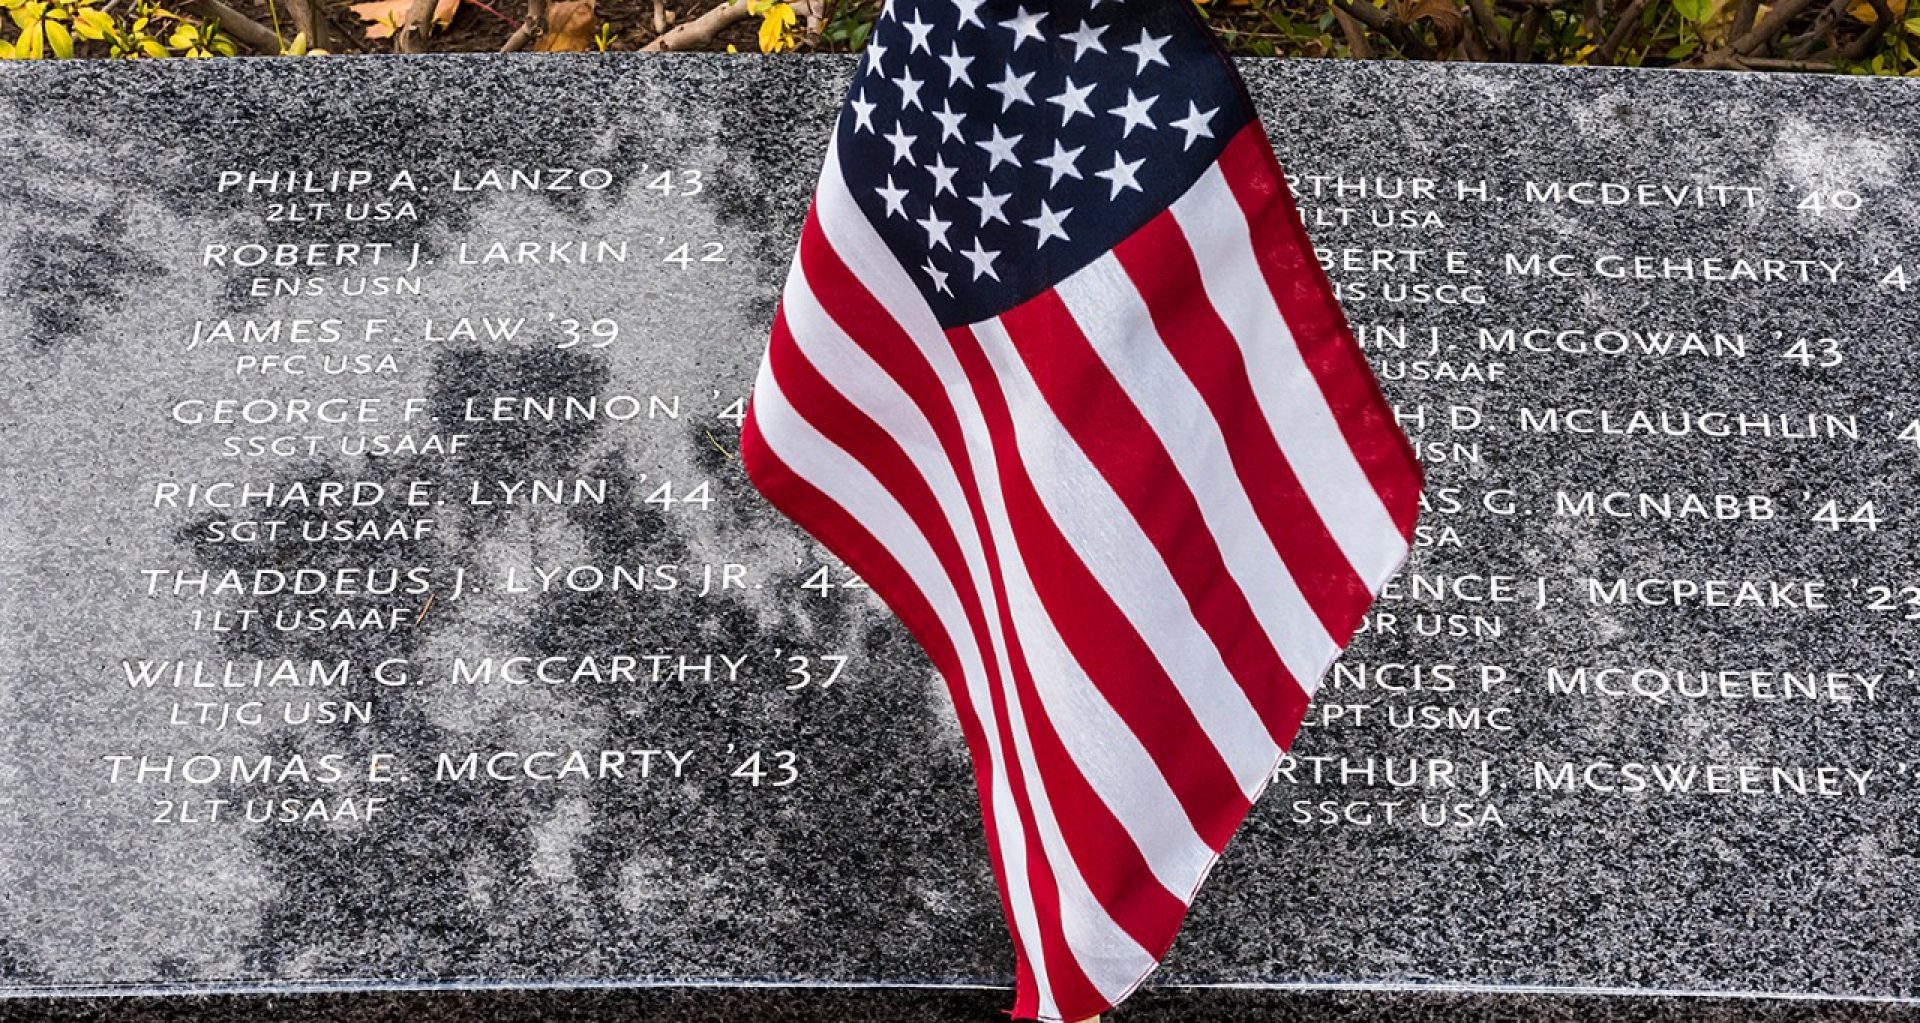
[[836, 0, 1254, 328]]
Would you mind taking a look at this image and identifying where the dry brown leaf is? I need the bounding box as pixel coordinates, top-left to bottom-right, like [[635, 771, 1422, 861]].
[[1402, 0, 1466, 49], [351, 0, 460, 39], [535, 0, 596, 50]]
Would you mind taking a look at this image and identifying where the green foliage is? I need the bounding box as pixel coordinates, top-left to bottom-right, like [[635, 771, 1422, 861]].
[[1188, 0, 1920, 74], [0, 0, 1909, 73], [1197, 0, 1343, 58], [0, 0, 236, 58], [801, 0, 1916, 75], [816, 0, 879, 50]]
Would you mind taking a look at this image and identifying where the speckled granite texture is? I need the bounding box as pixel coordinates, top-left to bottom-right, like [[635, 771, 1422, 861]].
[[1, 52, 1917, 1014], [8, 987, 1920, 1023]]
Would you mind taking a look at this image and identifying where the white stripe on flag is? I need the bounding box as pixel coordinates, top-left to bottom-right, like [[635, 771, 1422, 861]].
[[1171, 165, 1407, 583], [811, 144, 1067, 1018], [996, 657, 1161, 1002], [749, 349, 1060, 1021], [981, 523, 1219, 900], [971, 315, 1281, 797], [783, 262, 1215, 905], [816, 147, 1173, 1008], [1053, 253, 1340, 689]]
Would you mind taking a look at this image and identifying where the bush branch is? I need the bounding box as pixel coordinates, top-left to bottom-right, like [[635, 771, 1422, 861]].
[[1593, 0, 1652, 63], [642, 0, 750, 50], [394, 0, 439, 52], [499, 0, 549, 50], [194, 0, 285, 51]]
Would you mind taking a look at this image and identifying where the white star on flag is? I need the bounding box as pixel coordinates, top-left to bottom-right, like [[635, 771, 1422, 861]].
[[1023, 199, 1072, 245], [976, 124, 1023, 169], [1109, 88, 1156, 136], [1036, 140, 1085, 186], [989, 67, 1036, 109], [1048, 77, 1097, 123], [1000, 5, 1046, 47], [961, 235, 1000, 279], [1062, 18, 1107, 58], [1094, 151, 1145, 197], [1171, 101, 1217, 149], [1122, 28, 1169, 71]]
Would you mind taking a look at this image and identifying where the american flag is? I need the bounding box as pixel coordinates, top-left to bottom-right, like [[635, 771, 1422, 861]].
[[740, 0, 1422, 1017]]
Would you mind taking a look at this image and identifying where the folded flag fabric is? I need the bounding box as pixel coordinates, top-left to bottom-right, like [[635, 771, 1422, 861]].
[[740, 0, 1423, 1017]]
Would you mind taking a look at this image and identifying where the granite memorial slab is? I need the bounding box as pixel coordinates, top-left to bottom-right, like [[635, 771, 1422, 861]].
[[1, 51, 1917, 1009]]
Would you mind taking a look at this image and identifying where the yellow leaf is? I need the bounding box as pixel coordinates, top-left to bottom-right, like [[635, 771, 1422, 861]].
[[533, 0, 594, 50], [0, 37, 14, 56], [1846, 0, 1903, 21], [349, 0, 458, 39], [44, 14, 71, 53], [756, 0, 794, 52], [73, 6, 111, 38], [138, 36, 165, 54]]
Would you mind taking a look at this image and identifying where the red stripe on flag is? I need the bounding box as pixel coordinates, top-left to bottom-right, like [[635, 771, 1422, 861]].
[[800, 206, 1239, 879], [1111, 212, 1373, 642], [994, 290, 1313, 749], [758, 308, 1007, 861], [943, 320, 1257, 854], [744, 403, 1099, 1017], [1214, 122, 1425, 537], [737, 406, 1010, 916], [765, 306, 1185, 962], [774, 233, 1108, 1015], [798, 210, 976, 487], [940, 325, 1208, 1023]]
